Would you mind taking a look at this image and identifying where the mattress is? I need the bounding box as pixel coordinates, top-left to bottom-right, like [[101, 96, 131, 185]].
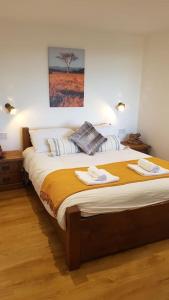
[[23, 147, 169, 230]]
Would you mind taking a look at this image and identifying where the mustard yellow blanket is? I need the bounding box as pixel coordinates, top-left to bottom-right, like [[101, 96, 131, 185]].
[[40, 157, 169, 216]]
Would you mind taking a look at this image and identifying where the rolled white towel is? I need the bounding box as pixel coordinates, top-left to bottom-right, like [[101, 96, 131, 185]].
[[138, 159, 160, 173], [75, 170, 119, 185], [88, 166, 107, 181]]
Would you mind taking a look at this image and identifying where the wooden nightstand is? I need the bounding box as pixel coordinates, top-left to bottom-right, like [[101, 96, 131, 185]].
[[0, 151, 24, 191], [122, 142, 151, 154]]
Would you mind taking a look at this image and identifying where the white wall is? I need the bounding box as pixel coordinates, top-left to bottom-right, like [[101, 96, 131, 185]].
[[0, 20, 143, 150], [138, 34, 169, 160]]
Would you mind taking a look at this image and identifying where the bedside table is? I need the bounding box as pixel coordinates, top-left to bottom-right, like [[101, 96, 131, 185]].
[[122, 142, 151, 154], [0, 151, 24, 191]]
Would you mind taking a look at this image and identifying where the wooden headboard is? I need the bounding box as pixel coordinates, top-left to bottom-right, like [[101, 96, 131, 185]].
[[22, 127, 32, 150]]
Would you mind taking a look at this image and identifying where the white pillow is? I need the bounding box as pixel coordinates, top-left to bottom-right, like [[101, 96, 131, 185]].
[[48, 137, 80, 156], [94, 124, 118, 137], [29, 127, 74, 153], [97, 135, 121, 152]]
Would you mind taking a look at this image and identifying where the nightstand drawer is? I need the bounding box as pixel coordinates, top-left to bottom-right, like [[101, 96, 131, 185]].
[[0, 161, 21, 173], [0, 172, 22, 185], [0, 151, 23, 190]]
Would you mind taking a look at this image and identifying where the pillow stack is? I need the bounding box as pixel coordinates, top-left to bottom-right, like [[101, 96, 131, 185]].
[[29, 127, 74, 153], [29, 123, 123, 156]]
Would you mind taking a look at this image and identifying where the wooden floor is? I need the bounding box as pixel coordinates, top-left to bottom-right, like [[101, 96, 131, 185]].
[[1, 188, 169, 299]]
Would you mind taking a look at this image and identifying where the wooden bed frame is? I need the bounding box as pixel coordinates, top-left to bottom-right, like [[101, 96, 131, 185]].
[[22, 127, 169, 270]]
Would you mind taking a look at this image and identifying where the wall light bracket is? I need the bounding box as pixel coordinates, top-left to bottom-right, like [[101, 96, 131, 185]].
[[116, 102, 126, 112], [5, 103, 16, 115]]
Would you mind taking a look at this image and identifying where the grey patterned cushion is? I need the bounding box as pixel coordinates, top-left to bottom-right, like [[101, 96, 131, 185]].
[[70, 122, 107, 155]]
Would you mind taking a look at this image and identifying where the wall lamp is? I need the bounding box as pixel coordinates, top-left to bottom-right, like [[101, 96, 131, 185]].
[[116, 102, 126, 112], [5, 103, 16, 115]]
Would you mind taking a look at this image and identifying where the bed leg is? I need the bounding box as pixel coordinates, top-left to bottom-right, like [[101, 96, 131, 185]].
[[65, 206, 81, 270]]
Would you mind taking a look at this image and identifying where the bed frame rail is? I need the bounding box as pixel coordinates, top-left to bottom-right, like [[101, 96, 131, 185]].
[[65, 200, 169, 270]]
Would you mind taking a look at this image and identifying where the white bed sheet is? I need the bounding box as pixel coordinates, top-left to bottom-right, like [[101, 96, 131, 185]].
[[23, 147, 169, 230]]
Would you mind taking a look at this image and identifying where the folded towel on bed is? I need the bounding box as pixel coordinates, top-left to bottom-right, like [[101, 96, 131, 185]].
[[75, 169, 119, 185], [138, 159, 160, 173], [88, 166, 107, 181], [128, 163, 169, 176]]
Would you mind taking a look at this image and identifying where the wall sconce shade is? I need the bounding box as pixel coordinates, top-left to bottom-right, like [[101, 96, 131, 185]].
[[5, 103, 16, 115], [116, 102, 125, 112]]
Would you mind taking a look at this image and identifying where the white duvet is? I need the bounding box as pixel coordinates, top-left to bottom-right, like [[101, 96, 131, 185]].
[[23, 147, 169, 230]]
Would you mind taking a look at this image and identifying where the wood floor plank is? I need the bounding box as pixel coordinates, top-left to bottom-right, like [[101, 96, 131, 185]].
[[1, 187, 169, 299]]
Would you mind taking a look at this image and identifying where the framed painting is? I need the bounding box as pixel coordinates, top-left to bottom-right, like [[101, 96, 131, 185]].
[[48, 47, 85, 107]]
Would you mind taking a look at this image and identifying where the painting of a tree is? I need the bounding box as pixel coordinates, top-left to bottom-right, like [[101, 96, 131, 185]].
[[48, 47, 85, 107], [56, 52, 78, 73]]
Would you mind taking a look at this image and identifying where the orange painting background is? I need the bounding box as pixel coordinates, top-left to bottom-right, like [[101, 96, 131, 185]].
[[49, 71, 84, 107]]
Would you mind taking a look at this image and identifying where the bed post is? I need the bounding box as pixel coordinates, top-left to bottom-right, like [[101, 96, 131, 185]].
[[65, 206, 81, 270], [22, 127, 32, 150]]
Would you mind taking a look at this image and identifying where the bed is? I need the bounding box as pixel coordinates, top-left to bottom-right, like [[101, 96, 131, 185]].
[[22, 127, 169, 270]]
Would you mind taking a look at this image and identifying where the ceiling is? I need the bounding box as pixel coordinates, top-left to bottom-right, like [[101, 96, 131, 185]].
[[1, 0, 169, 34]]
